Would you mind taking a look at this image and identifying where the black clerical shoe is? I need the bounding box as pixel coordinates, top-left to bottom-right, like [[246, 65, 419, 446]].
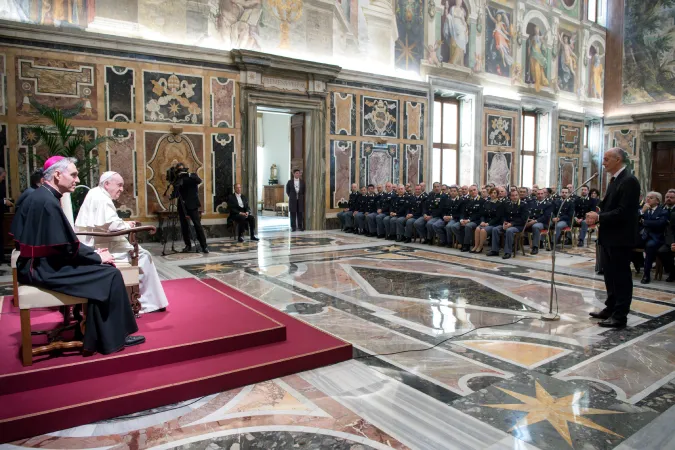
[[502, 253, 512, 259], [598, 317, 627, 328], [404, 237, 412, 243], [125, 335, 146, 347], [577, 241, 584, 247], [251, 236, 260, 241], [531, 247, 539, 255], [395, 236, 403, 242], [667, 274, 675, 282], [378, 234, 385, 239], [238, 236, 244, 243], [589, 309, 612, 320], [155, 308, 167, 313], [461, 245, 470, 252], [181, 246, 192, 253], [640, 276, 651, 285], [291, 228, 297, 232], [486, 251, 499, 257], [202, 248, 209, 254]]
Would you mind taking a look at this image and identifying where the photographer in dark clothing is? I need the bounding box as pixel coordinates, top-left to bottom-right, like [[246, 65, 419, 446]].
[[168, 162, 208, 254]]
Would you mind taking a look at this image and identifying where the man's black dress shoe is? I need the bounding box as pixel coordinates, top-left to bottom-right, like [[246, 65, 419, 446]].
[[598, 317, 627, 328], [461, 245, 470, 252], [181, 246, 192, 253], [531, 247, 539, 255], [486, 251, 499, 257], [291, 228, 297, 232], [125, 335, 146, 347], [640, 276, 650, 285], [589, 309, 612, 320], [404, 237, 412, 243], [250, 236, 260, 241], [502, 253, 512, 259], [667, 274, 675, 282], [238, 236, 244, 243]]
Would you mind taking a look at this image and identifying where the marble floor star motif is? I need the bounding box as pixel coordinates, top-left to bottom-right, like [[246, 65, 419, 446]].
[[483, 381, 623, 448]]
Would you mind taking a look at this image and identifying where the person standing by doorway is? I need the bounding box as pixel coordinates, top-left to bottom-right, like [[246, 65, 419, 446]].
[[286, 169, 305, 231]]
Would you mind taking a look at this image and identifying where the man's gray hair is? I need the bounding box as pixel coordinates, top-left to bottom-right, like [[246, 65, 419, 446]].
[[646, 191, 662, 204], [43, 157, 77, 181], [607, 147, 630, 164], [667, 188, 675, 195]]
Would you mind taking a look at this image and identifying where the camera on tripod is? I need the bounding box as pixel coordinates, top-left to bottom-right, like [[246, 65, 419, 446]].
[[166, 164, 190, 198]]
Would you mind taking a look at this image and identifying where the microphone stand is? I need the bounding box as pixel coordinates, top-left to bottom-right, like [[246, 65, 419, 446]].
[[542, 172, 598, 321]]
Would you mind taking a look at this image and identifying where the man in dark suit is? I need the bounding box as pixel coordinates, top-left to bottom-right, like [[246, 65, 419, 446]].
[[657, 189, 675, 282], [173, 162, 208, 253], [638, 191, 670, 284], [227, 183, 259, 243], [586, 148, 641, 328], [286, 169, 305, 232]]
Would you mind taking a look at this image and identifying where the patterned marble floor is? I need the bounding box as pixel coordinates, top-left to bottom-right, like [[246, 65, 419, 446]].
[[5, 230, 675, 450]]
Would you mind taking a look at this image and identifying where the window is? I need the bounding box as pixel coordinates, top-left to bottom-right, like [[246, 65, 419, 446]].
[[520, 112, 537, 188], [587, 0, 604, 25], [432, 98, 459, 186], [583, 125, 589, 147]]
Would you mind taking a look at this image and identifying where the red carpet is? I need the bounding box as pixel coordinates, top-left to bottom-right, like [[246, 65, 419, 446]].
[[0, 278, 286, 394], [0, 278, 352, 444]]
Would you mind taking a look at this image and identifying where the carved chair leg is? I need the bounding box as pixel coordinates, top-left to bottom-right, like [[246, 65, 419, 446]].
[[128, 286, 142, 317], [20, 309, 32, 366]]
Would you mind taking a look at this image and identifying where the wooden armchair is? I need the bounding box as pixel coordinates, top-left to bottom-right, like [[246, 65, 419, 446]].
[[76, 225, 157, 315], [12, 225, 156, 366]]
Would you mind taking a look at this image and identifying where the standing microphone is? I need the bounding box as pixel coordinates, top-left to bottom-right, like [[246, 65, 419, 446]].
[[542, 172, 599, 321]]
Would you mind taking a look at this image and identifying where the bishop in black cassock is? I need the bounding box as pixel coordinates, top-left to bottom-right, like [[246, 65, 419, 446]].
[[10, 156, 143, 354]]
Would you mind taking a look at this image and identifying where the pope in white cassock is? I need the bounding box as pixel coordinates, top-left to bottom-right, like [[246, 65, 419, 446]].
[[75, 172, 169, 313]]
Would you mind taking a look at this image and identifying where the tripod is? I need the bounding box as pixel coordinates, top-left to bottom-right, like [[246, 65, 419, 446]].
[[161, 180, 199, 256]]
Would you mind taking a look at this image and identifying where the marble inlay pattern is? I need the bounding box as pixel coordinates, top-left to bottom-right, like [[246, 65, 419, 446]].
[[556, 322, 675, 404], [11, 232, 675, 450]]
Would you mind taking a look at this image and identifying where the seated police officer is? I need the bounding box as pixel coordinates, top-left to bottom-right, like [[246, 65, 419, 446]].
[[390, 184, 409, 241], [402, 185, 425, 243], [526, 188, 554, 255], [338, 183, 359, 232], [572, 185, 597, 247], [487, 189, 529, 259], [553, 187, 575, 246], [452, 185, 484, 252], [422, 183, 448, 245], [415, 182, 440, 243], [376, 182, 394, 238], [439, 185, 464, 247], [352, 186, 368, 234], [356, 184, 378, 236]]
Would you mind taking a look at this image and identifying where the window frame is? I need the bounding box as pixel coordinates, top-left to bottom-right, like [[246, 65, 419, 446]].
[[433, 97, 460, 186], [519, 111, 538, 188], [587, 0, 600, 24]]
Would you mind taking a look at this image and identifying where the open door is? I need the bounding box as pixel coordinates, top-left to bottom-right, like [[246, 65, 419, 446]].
[[290, 112, 305, 174]]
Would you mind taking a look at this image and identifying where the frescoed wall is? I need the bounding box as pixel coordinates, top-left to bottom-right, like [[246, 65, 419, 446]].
[[605, 0, 675, 117], [0, 0, 605, 108]]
